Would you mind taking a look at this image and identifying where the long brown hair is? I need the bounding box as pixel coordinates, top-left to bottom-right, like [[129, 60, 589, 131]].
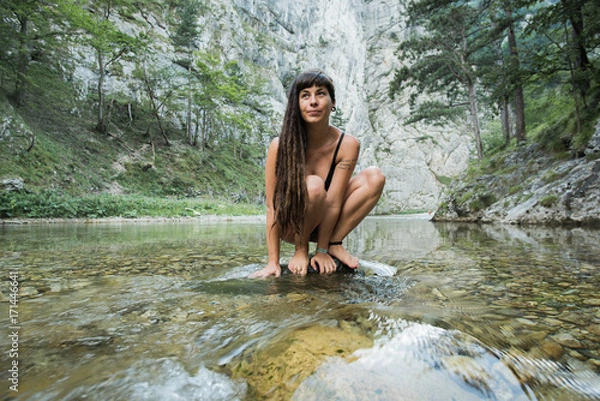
[[273, 69, 336, 237]]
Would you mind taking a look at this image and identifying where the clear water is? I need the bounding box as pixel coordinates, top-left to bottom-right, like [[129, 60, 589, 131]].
[[1, 216, 599, 400]]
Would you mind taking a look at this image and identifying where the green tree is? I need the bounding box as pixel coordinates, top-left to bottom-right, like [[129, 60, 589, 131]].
[[193, 54, 248, 153], [171, 0, 204, 146], [523, 0, 599, 135], [503, 0, 527, 142], [0, 0, 69, 106], [133, 62, 178, 146], [390, 0, 493, 160], [67, 0, 148, 135]]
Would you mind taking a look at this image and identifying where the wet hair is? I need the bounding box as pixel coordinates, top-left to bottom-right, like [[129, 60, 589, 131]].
[[273, 69, 336, 237]]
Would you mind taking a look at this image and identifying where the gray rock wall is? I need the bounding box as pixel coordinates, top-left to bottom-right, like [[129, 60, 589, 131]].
[[70, 0, 474, 213]]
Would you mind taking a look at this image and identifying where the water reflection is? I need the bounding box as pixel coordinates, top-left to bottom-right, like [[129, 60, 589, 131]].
[[0, 217, 598, 400]]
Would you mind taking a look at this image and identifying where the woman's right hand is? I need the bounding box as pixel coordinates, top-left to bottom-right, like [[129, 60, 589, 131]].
[[250, 261, 281, 278]]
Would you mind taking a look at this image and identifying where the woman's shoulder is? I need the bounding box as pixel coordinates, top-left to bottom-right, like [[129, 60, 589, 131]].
[[268, 137, 280, 150], [340, 131, 360, 149]]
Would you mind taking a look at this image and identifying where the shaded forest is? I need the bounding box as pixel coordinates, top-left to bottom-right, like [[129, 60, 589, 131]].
[[390, 0, 599, 160]]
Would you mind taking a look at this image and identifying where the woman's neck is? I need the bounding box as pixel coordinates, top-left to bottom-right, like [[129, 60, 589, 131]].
[[305, 122, 334, 147]]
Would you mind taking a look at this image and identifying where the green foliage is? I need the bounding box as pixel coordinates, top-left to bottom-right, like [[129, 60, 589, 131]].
[[469, 193, 497, 212], [526, 81, 600, 154], [539, 195, 558, 208], [108, 142, 264, 201], [171, 0, 203, 49], [481, 120, 512, 156], [0, 190, 263, 219], [435, 175, 453, 186], [390, 0, 600, 160], [0, 0, 282, 220], [456, 184, 497, 212], [507, 184, 522, 196]]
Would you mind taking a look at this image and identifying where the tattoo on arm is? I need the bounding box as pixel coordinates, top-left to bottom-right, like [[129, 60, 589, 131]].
[[338, 159, 357, 170]]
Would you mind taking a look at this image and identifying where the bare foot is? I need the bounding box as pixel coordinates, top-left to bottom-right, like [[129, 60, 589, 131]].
[[328, 244, 359, 268], [289, 250, 309, 275]]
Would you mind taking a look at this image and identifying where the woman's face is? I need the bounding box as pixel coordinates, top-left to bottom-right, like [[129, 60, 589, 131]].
[[298, 85, 335, 125]]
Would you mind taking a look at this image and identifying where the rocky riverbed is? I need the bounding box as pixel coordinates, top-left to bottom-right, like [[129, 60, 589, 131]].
[[1, 218, 599, 400]]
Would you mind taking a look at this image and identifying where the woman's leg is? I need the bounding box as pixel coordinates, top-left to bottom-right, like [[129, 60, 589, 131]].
[[286, 175, 327, 275], [328, 166, 385, 267]]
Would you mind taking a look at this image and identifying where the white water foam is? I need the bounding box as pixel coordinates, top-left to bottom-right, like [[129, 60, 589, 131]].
[[357, 259, 397, 276], [60, 358, 247, 401]]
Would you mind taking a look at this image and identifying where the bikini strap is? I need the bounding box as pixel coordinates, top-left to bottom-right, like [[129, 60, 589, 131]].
[[324, 132, 345, 191]]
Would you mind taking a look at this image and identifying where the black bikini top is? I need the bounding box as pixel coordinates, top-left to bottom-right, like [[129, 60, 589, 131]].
[[324, 132, 345, 191]]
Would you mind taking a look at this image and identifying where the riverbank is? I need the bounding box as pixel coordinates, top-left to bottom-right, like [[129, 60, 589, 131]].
[[0, 214, 267, 225], [434, 121, 600, 226]]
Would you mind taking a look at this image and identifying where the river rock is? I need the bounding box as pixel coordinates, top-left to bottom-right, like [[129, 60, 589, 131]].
[[587, 324, 600, 336], [20, 286, 39, 297], [540, 340, 564, 359], [551, 332, 584, 349]]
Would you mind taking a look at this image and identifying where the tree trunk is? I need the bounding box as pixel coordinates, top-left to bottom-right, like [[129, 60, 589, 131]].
[[142, 67, 170, 146], [564, 0, 591, 107], [564, 22, 583, 135], [201, 109, 207, 152], [506, 7, 526, 142], [186, 60, 194, 145], [467, 80, 483, 161], [501, 96, 512, 144], [14, 15, 30, 107], [95, 50, 107, 134]]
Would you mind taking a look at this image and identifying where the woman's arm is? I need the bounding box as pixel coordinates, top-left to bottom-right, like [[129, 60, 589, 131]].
[[252, 138, 282, 278]]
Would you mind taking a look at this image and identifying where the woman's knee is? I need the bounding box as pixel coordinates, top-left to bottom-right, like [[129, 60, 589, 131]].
[[306, 175, 326, 203], [365, 166, 386, 193]]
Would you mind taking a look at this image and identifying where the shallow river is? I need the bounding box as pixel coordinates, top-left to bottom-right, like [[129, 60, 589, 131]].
[[1, 216, 599, 400]]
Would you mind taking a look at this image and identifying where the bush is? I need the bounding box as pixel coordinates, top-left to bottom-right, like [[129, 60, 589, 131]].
[[539, 195, 558, 208]]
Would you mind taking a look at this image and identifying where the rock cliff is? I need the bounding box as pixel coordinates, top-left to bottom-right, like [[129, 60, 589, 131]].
[[70, 0, 474, 213]]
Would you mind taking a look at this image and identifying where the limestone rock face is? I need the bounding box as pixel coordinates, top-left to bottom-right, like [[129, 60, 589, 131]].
[[68, 0, 474, 213], [234, 0, 473, 213], [585, 119, 600, 157]]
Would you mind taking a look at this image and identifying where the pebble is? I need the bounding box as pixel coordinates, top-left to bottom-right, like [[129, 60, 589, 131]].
[[540, 340, 564, 359], [587, 324, 600, 336], [552, 332, 584, 349], [21, 287, 39, 296], [286, 293, 306, 302]]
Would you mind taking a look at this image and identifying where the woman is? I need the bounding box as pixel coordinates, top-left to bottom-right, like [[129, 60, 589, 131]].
[[253, 69, 385, 277]]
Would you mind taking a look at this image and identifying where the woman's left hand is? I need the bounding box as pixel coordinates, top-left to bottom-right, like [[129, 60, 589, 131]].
[[310, 252, 337, 274]]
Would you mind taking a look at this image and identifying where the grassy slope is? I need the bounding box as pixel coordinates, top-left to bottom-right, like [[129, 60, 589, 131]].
[[0, 77, 266, 218]]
